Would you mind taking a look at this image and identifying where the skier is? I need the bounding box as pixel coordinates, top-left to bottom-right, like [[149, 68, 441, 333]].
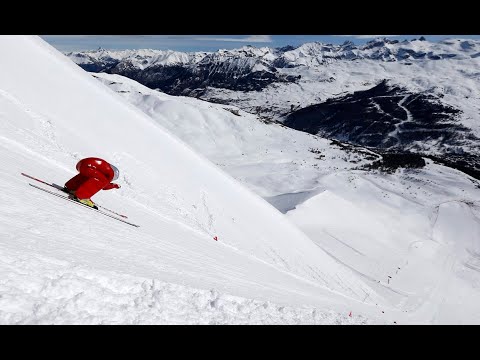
[[63, 157, 121, 209]]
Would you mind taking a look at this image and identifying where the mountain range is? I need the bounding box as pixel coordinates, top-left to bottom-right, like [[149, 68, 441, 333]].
[[67, 37, 480, 176]]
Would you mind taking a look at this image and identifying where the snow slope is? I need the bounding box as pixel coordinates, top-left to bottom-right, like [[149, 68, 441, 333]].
[[0, 36, 396, 324], [92, 72, 376, 199], [286, 165, 480, 324], [94, 71, 480, 324]]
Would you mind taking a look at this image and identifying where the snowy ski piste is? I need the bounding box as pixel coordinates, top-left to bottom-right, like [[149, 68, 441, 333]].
[[0, 35, 393, 324], [1, 36, 480, 324]]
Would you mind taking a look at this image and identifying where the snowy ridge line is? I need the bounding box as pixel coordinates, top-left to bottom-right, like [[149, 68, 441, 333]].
[[66, 37, 480, 71], [28, 183, 140, 227]]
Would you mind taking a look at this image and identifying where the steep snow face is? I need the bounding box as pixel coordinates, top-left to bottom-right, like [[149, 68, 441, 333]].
[[0, 36, 396, 324], [95, 72, 480, 324]]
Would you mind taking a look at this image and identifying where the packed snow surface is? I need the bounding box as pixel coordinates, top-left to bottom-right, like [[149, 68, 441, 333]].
[[1, 35, 397, 324]]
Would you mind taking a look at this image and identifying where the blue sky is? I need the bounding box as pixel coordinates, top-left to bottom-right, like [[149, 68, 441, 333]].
[[41, 35, 480, 52]]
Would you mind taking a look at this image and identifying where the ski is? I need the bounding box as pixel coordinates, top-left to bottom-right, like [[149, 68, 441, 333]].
[[21, 172, 129, 219], [28, 183, 140, 228]]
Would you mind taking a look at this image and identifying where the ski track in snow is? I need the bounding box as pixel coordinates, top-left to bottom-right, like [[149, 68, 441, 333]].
[[386, 95, 411, 145]]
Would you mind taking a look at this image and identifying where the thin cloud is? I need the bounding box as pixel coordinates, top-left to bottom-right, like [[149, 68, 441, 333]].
[[194, 35, 272, 43], [333, 35, 401, 39]]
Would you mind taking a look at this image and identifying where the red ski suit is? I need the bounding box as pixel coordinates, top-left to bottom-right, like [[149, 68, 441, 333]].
[[64, 157, 120, 199]]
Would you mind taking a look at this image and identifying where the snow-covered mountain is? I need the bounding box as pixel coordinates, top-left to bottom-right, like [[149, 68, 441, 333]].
[[66, 38, 480, 172], [2, 35, 480, 324], [284, 80, 479, 160], [67, 37, 480, 76], [66, 38, 480, 94], [68, 48, 207, 71]]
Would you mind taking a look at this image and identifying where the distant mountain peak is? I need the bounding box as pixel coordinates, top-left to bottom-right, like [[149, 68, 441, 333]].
[[66, 37, 480, 96]]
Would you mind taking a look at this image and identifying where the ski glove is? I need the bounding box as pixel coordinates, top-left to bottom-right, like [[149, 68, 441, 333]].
[[103, 183, 121, 190]]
